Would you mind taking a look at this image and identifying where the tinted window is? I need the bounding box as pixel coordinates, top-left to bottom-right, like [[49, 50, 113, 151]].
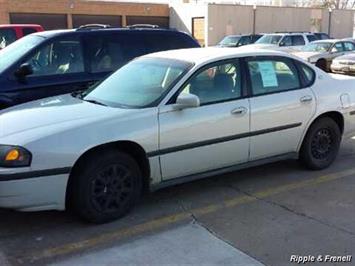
[[281, 36, 292, 46], [25, 36, 84, 76], [239, 36, 251, 46], [292, 35, 305, 46], [247, 58, 300, 96], [86, 33, 146, 73], [0, 28, 17, 49], [344, 42, 355, 51], [306, 35, 317, 42], [22, 28, 37, 36], [144, 32, 197, 53], [180, 60, 241, 105]]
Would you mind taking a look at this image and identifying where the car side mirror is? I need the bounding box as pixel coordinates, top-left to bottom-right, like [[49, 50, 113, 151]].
[[15, 63, 33, 78], [173, 93, 200, 110], [279, 42, 285, 47]]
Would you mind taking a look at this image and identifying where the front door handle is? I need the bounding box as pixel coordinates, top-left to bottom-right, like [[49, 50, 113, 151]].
[[300, 95, 313, 103], [231, 106, 248, 115]]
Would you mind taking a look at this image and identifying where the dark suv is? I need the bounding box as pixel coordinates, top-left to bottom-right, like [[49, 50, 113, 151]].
[[0, 25, 199, 109]]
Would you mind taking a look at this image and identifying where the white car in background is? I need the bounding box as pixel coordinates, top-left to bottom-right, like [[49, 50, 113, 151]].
[[1, 48, 355, 223], [293, 39, 355, 71], [249, 32, 317, 51]]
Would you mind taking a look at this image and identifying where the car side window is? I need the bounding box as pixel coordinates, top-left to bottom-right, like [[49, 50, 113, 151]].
[[298, 62, 315, 87], [239, 36, 251, 46], [292, 35, 305, 46], [281, 36, 292, 46], [179, 60, 242, 105], [22, 28, 37, 36], [87, 33, 146, 73], [25, 36, 84, 77], [344, 42, 355, 51], [332, 43, 344, 52], [247, 58, 300, 96], [0, 28, 17, 49]]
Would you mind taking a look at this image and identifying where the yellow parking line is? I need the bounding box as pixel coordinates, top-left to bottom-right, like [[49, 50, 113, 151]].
[[27, 167, 355, 262]]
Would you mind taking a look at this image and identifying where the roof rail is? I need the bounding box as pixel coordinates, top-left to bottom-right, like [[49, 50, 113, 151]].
[[127, 24, 160, 29], [274, 31, 312, 34], [77, 24, 111, 30]]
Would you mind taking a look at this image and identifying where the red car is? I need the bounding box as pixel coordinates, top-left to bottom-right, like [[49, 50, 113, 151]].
[[0, 24, 44, 49]]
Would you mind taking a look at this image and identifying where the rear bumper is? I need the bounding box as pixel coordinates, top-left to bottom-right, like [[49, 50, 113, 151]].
[[330, 65, 355, 75], [0, 171, 69, 211]]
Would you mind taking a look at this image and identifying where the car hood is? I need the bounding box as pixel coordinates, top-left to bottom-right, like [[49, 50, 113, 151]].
[[293, 51, 322, 60], [0, 94, 135, 139]]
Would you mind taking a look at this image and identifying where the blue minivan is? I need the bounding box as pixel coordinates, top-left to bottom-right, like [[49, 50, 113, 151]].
[[0, 25, 199, 109]]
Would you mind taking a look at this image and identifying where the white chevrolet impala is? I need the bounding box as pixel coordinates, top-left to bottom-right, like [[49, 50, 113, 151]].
[[1, 48, 355, 223]]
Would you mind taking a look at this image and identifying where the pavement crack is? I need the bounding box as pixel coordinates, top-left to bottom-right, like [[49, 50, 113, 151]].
[[227, 184, 355, 237]]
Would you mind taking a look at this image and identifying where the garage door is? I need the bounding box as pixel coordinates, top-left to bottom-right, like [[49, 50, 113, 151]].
[[192, 17, 205, 47], [126, 16, 169, 28], [72, 15, 122, 28], [10, 13, 67, 30]]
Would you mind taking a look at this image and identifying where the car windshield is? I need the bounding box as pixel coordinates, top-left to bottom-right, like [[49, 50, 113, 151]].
[[255, 34, 282, 45], [0, 35, 44, 73], [302, 42, 332, 52], [219, 36, 240, 46], [83, 57, 192, 108]]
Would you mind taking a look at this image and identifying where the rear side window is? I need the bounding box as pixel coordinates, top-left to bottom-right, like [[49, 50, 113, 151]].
[[332, 43, 344, 52], [239, 36, 251, 46], [22, 28, 37, 36], [0, 28, 17, 49], [86, 33, 146, 73], [344, 42, 355, 51], [144, 32, 198, 53], [292, 35, 305, 46], [247, 57, 300, 96], [298, 62, 315, 87]]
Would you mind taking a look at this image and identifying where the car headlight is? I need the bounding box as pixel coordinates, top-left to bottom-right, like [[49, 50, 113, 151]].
[[0, 145, 32, 167]]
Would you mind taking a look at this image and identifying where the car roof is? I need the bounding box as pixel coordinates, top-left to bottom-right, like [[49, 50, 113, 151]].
[[312, 39, 341, 44], [30, 27, 189, 39], [144, 47, 288, 64]]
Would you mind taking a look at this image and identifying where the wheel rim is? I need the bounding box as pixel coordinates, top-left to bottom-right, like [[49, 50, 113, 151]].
[[90, 164, 133, 213], [310, 128, 333, 160]]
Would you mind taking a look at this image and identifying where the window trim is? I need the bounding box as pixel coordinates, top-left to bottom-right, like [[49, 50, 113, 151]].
[[244, 55, 305, 98], [167, 58, 246, 106]]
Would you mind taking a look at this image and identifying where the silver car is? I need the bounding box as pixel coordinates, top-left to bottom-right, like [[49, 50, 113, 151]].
[[331, 53, 355, 75], [1, 48, 355, 223], [294, 39, 355, 71]]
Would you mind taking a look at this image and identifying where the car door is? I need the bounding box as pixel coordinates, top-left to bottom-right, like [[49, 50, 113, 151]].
[[159, 59, 250, 180], [6, 35, 92, 105], [246, 56, 316, 160]]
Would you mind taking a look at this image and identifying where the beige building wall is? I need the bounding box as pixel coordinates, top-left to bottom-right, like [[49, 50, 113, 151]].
[[204, 4, 354, 46], [169, 3, 207, 34], [255, 6, 312, 33], [207, 4, 253, 46]]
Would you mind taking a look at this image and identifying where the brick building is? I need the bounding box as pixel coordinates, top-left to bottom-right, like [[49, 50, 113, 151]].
[[0, 0, 169, 29]]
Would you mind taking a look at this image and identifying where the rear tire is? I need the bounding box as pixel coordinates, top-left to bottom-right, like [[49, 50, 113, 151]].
[[71, 150, 142, 223], [300, 117, 341, 170]]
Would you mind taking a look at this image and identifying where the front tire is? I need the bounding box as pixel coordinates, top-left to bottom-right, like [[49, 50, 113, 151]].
[[300, 117, 341, 170], [71, 151, 142, 223]]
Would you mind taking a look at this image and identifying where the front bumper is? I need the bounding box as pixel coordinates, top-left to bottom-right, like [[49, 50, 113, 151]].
[[0, 170, 69, 211]]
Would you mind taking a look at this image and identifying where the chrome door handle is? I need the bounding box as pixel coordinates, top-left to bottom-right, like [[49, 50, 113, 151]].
[[300, 95, 313, 103], [231, 106, 247, 115]]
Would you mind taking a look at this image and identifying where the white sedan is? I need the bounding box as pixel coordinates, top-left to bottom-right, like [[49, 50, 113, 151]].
[[1, 48, 355, 223]]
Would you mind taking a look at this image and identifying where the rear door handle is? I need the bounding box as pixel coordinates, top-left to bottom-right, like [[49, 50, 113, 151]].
[[300, 95, 313, 103], [231, 106, 248, 115]]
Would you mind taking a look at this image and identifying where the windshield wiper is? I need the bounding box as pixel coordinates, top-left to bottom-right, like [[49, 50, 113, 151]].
[[83, 98, 108, 106]]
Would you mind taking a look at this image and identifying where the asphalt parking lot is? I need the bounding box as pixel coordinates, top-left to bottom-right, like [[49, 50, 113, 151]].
[[1, 136, 355, 266]]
